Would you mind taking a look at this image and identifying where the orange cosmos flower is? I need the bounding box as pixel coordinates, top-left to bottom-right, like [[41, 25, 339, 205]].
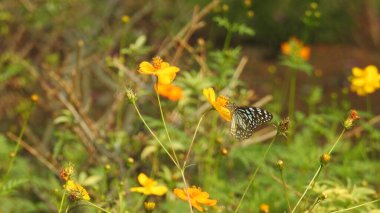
[[174, 186, 217, 212], [130, 173, 168, 196], [281, 37, 310, 60], [138, 56, 180, 85], [203, 88, 231, 121], [155, 83, 183, 101]]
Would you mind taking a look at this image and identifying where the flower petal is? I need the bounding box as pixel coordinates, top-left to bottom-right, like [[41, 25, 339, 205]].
[[139, 61, 156, 74], [157, 72, 177, 85], [137, 173, 151, 186], [203, 88, 216, 105], [130, 186, 150, 195], [151, 186, 168, 196]]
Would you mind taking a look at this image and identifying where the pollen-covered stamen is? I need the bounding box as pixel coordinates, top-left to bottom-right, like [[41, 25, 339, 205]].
[[152, 56, 163, 70], [216, 95, 230, 107]]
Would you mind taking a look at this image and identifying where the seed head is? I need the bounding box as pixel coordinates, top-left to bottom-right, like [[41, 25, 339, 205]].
[[276, 160, 284, 171], [320, 153, 331, 165], [125, 88, 136, 104]]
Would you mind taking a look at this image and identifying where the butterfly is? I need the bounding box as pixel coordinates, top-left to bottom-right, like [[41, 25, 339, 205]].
[[228, 104, 273, 140]]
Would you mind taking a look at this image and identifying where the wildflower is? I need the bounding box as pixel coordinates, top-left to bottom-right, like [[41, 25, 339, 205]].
[[60, 163, 74, 181], [259, 203, 270, 213], [320, 153, 331, 165], [281, 37, 311, 61], [65, 180, 90, 201], [349, 65, 380, 96], [130, 173, 168, 196], [31, 94, 39, 103], [155, 83, 183, 101], [138, 56, 180, 85], [121, 15, 130, 23], [203, 88, 231, 121], [174, 186, 217, 212], [344, 109, 360, 129], [144, 202, 156, 211]]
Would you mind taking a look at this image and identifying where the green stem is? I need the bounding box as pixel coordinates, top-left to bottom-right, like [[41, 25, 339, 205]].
[[292, 128, 345, 212], [288, 71, 297, 139], [132, 102, 180, 168], [180, 170, 194, 213], [291, 165, 323, 213], [155, 84, 179, 165], [234, 133, 278, 213], [183, 111, 208, 169], [280, 170, 291, 212], [224, 30, 232, 50], [3, 105, 34, 181], [58, 190, 66, 213], [307, 196, 321, 212], [330, 199, 380, 213], [83, 201, 112, 213]]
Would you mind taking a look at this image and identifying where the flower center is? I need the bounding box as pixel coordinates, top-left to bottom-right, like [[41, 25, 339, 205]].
[[152, 56, 163, 70]]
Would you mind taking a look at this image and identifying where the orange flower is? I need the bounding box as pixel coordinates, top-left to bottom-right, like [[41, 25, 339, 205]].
[[130, 173, 168, 196], [155, 84, 183, 101], [174, 186, 217, 212], [281, 37, 310, 60], [203, 88, 231, 121], [138, 56, 180, 85]]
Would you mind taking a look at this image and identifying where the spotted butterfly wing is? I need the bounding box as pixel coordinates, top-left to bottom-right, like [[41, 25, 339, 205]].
[[230, 106, 273, 140]]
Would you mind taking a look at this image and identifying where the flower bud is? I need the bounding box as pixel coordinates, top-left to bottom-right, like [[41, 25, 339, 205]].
[[320, 153, 331, 165], [276, 160, 284, 171], [344, 110, 360, 129], [31, 94, 39, 103], [220, 147, 229, 156], [259, 203, 269, 213], [125, 88, 136, 104], [144, 201, 156, 211], [318, 192, 327, 200]]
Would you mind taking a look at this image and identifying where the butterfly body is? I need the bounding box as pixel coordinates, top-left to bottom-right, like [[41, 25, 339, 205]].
[[229, 105, 273, 140]]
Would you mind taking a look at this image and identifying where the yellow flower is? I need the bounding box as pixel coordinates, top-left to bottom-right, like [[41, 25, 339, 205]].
[[31, 94, 39, 103], [174, 186, 217, 212], [144, 202, 156, 211], [281, 37, 310, 60], [155, 83, 183, 101], [121, 15, 130, 23], [138, 56, 180, 85], [203, 88, 231, 121], [259, 203, 270, 213], [130, 173, 168, 196], [64, 180, 90, 201], [349, 65, 380, 96]]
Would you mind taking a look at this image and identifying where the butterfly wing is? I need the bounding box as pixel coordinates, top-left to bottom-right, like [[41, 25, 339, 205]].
[[230, 107, 273, 140]]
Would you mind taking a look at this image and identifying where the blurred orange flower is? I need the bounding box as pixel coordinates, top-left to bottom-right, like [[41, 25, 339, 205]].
[[138, 56, 180, 85], [174, 186, 217, 212], [349, 65, 380, 96], [130, 173, 168, 196], [281, 37, 310, 60], [259, 203, 270, 213], [155, 83, 183, 101], [203, 88, 231, 121]]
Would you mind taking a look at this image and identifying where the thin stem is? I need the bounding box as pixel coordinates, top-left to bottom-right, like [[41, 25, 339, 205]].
[[234, 133, 278, 213], [292, 128, 346, 213], [180, 170, 194, 213], [132, 102, 180, 169], [182, 111, 208, 169], [280, 170, 292, 212], [224, 30, 232, 50], [83, 201, 112, 213], [291, 165, 323, 213], [155, 84, 179, 165], [3, 105, 34, 181], [288, 71, 297, 139], [307, 196, 321, 212], [328, 129, 345, 155], [58, 190, 66, 213], [330, 199, 380, 213]]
